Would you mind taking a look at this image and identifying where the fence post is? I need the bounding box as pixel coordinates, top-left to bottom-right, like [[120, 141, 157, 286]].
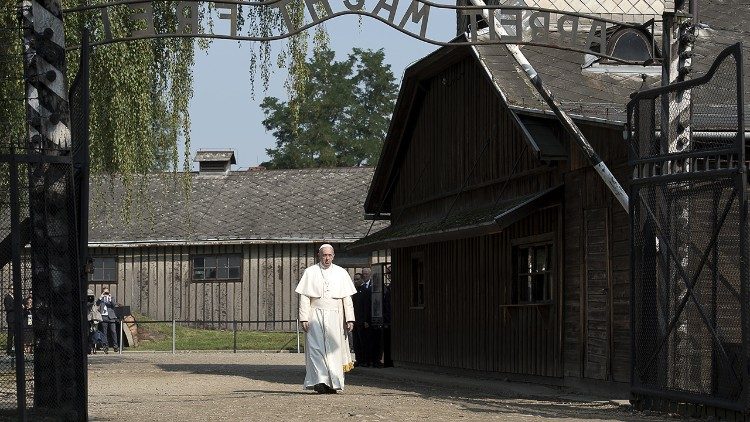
[[296, 318, 300, 353], [119, 320, 123, 355], [232, 321, 237, 354], [171, 319, 176, 355]]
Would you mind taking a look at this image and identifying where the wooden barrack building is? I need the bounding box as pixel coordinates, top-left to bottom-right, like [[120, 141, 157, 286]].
[[350, 0, 744, 390], [82, 158, 388, 330]]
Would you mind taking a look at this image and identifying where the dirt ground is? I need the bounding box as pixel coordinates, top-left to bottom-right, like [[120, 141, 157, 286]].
[[88, 352, 674, 421]]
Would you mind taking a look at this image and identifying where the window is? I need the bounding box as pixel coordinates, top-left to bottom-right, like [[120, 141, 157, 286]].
[[90, 256, 117, 283], [410, 254, 425, 308], [192, 254, 242, 282], [603, 28, 654, 63], [513, 241, 553, 304], [582, 26, 661, 75]]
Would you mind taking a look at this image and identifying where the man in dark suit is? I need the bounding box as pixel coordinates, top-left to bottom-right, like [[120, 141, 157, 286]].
[[353, 267, 372, 366], [4, 290, 14, 356]]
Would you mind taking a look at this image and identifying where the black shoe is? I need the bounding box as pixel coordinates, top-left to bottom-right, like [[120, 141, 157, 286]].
[[324, 385, 337, 394], [373, 362, 384, 368], [313, 383, 327, 394]]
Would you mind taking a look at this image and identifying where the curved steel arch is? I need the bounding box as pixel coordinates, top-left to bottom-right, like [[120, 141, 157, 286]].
[[62, 0, 657, 65]]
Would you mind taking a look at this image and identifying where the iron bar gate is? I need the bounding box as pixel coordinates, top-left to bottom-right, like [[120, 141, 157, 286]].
[[0, 6, 89, 420], [628, 43, 748, 414]]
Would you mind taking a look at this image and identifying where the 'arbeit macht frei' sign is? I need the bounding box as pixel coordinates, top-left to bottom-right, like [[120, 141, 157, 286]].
[[66, 0, 642, 62]]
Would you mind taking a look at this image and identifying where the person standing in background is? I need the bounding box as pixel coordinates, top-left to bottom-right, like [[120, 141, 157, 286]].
[[97, 288, 119, 353]]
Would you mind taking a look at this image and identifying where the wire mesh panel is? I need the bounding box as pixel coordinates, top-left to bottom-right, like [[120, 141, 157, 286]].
[[0, 4, 88, 420], [627, 43, 747, 413], [0, 5, 35, 419]]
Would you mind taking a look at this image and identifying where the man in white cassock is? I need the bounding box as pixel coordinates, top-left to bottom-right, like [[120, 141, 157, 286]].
[[296, 244, 356, 394]]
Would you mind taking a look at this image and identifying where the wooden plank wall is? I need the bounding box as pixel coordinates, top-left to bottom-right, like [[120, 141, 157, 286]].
[[563, 124, 631, 383], [82, 243, 390, 331], [584, 208, 611, 380], [390, 207, 562, 377], [389, 56, 562, 226], [378, 49, 635, 383]]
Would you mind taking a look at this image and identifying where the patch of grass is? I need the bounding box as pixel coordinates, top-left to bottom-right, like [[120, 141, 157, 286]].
[[131, 316, 305, 352]]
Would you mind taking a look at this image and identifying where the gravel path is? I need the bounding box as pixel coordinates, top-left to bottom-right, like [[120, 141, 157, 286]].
[[88, 352, 672, 421]]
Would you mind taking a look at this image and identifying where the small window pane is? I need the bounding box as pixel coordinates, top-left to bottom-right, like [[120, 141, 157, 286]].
[[513, 242, 553, 304], [532, 274, 545, 301], [610, 32, 651, 61], [90, 257, 117, 283], [520, 276, 532, 303], [535, 247, 547, 272], [192, 255, 241, 282], [228, 256, 241, 267], [104, 269, 117, 281], [526, 251, 534, 273], [216, 256, 228, 268]]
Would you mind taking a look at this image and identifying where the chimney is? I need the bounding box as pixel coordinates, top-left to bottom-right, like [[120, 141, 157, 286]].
[[194, 150, 236, 175]]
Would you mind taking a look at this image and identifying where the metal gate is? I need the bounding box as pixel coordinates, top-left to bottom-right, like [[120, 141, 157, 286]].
[[0, 6, 89, 421], [628, 43, 748, 413]]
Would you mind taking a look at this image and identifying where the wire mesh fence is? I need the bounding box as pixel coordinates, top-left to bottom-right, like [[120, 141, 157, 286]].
[[0, 3, 89, 419], [107, 319, 305, 354], [0, 4, 35, 420], [627, 43, 748, 413]]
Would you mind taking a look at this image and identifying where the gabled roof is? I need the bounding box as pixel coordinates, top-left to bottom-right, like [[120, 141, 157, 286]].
[[363, 43, 474, 217], [364, 34, 625, 215], [366, 1, 748, 215], [89, 167, 387, 246], [194, 150, 236, 164]]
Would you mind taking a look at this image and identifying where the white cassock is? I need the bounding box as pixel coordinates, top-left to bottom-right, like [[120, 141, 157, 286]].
[[296, 263, 356, 391]]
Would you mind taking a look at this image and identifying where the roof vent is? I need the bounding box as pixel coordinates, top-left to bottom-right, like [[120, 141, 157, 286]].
[[194, 150, 236, 174]]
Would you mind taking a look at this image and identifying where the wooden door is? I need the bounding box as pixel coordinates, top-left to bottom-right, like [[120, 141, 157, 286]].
[[583, 208, 611, 380]]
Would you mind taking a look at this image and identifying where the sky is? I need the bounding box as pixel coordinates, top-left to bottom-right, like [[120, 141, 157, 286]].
[[185, 6, 457, 170]]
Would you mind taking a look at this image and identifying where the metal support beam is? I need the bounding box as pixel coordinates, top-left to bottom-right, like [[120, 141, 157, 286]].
[[467, 0, 629, 212], [19, 0, 86, 419]]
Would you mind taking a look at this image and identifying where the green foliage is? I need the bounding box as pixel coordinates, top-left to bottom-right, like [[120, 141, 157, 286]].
[[261, 47, 398, 169], [0, 1, 322, 187]]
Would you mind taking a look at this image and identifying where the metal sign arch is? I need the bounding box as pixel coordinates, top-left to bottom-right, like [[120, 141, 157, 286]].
[[62, 0, 657, 65]]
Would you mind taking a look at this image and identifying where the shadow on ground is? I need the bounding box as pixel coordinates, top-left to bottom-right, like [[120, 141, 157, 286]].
[[153, 362, 672, 421]]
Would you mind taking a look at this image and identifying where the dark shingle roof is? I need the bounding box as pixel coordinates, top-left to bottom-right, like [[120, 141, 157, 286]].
[[472, 0, 750, 124], [89, 167, 386, 245], [473, 37, 659, 124]]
